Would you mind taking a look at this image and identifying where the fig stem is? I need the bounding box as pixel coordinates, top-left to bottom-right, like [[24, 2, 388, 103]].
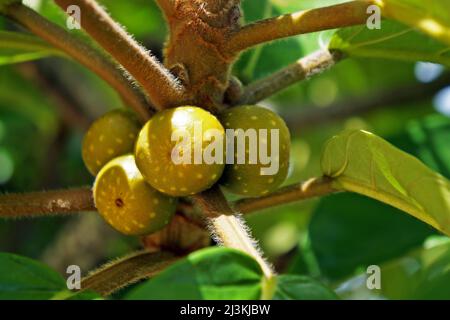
[[80, 250, 179, 297], [192, 186, 275, 280], [226, 0, 373, 53], [54, 0, 186, 111], [237, 49, 343, 105], [0, 188, 94, 218]]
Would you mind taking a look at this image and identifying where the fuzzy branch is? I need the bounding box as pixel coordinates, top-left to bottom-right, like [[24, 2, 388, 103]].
[[81, 250, 179, 297], [227, 0, 372, 53], [1, 3, 154, 121], [237, 49, 342, 105], [0, 176, 338, 220], [0, 188, 94, 218], [54, 0, 185, 110], [192, 186, 274, 280], [235, 177, 337, 214], [155, 0, 174, 17]]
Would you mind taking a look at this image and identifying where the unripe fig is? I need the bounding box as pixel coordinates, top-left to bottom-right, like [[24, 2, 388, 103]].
[[135, 106, 225, 197], [219, 105, 291, 197], [82, 109, 140, 175], [94, 155, 177, 236]]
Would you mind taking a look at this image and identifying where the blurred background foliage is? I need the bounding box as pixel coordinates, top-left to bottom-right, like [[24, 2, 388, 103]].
[[0, 0, 450, 299]]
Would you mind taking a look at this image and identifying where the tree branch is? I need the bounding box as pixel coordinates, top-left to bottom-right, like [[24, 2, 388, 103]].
[[235, 177, 337, 214], [54, 0, 186, 110], [192, 186, 274, 280], [237, 49, 342, 105], [81, 250, 179, 296], [283, 72, 450, 132], [1, 3, 154, 121], [0, 188, 94, 218], [226, 0, 372, 53]]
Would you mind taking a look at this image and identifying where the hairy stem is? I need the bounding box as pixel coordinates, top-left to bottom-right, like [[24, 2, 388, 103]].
[[235, 177, 337, 213], [81, 250, 179, 296], [0, 177, 338, 220], [227, 0, 372, 53], [54, 0, 185, 110], [238, 49, 342, 105], [192, 187, 274, 279], [2, 3, 154, 121], [155, 0, 174, 17], [0, 188, 94, 218]]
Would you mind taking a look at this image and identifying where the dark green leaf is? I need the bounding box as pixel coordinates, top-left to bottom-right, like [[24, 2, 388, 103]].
[[0, 252, 66, 300], [310, 193, 435, 279], [337, 240, 450, 299], [273, 275, 338, 300]]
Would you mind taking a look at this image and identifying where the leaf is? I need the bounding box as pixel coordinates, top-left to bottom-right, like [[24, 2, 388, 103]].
[[309, 193, 435, 279], [0, 31, 62, 65], [273, 275, 338, 300], [52, 289, 103, 300], [0, 252, 66, 300], [329, 20, 450, 67], [125, 247, 264, 300], [377, 0, 450, 46], [321, 129, 450, 236], [336, 240, 450, 299]]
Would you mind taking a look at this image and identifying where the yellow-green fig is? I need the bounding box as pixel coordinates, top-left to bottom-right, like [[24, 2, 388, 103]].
[[219, 105, 291, 197], [94, 155, 177, 236], [82, 109, 140, 175], [135, 106, 225, 197]]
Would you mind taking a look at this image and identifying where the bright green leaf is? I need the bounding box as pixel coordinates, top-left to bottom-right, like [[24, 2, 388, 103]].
[[273, 275, 338, 300], [321, 129, 450, 236], [125, 248, 264, 300], [329, 20, 450, 67], [377, 0, 450, 46], [0, 252, 66, 300]]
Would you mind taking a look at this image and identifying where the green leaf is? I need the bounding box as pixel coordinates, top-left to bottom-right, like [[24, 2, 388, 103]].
[[321, 129, 450, 236], [337, 239, 450, 299], [329, 20, 450, 67], [273, 275, 338, 300], [310, 193, 435, 279], [125, 247, 264, 300], [0, 252, 66, 300], [52, 289, 103, 300], [0, 31, 63, 65], [377, 0, 450, 46]]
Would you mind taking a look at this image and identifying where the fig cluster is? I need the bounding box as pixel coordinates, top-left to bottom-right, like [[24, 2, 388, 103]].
[[82, 105, 291, 236]]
